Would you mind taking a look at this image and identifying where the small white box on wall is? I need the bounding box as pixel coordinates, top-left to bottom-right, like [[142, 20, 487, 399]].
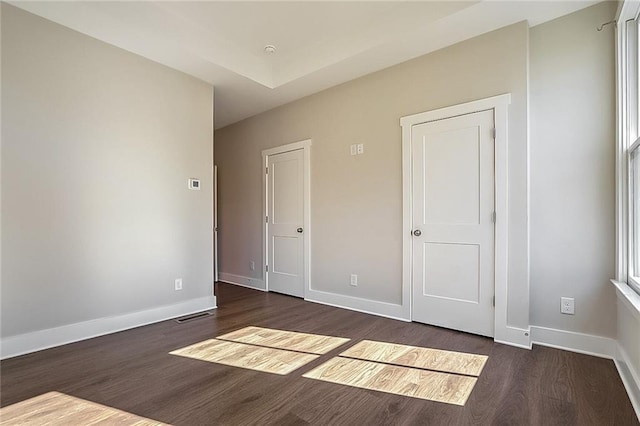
[[188, 178, 200, 190]]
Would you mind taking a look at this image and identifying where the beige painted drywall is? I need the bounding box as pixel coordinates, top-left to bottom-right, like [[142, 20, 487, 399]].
[[1, 4, 214, 338], [215, 21, 530, 329], [530, 1, 617, 338]]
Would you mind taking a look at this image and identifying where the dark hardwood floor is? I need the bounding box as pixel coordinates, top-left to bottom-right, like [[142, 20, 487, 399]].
[[1, 283, 637, 425]]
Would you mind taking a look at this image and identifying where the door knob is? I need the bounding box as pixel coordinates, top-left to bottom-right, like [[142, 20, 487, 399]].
[[413, 229, 422, 237], [297, 228, 303, 233]]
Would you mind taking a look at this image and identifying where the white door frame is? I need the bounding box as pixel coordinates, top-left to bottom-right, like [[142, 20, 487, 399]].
[[262, 139, 312, 295], [214, 165, 219, 283], [400, 94, 512, 344]]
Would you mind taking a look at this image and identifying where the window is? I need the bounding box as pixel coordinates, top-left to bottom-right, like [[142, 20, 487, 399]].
[[629, 148, 640, 292], [618, 1, 640, 295]]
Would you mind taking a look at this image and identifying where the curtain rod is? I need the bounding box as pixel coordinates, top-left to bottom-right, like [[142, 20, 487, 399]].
[[597, 20, 616, 31]]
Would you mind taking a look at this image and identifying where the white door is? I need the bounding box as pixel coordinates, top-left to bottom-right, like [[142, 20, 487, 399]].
[[411, 109, 495, 337], [267, 149, 304, 297]]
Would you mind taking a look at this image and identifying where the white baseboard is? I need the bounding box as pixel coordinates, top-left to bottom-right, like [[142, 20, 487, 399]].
[[1, 296, 217, 360], [530, 325, 616, 359], [615, 345, 640, 420], [495, 326, 532, 349], [219, 272, 266, 291], [305, 287, 410, 322], [305, 290, 532, 350]]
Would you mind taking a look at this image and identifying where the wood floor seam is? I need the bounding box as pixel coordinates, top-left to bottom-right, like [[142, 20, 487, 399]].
[[216, 326, 351, 355], [215, 337, 335, 356]]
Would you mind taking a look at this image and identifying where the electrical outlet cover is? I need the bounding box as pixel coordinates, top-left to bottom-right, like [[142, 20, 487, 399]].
[[560, 297, 574, 314], [350, 274, 358, 286]]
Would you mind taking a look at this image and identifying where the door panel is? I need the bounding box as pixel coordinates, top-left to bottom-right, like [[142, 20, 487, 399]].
[[267, 149, 304, 297], [411, 109, 495, 337], [272, 158, 299, 224], [273, 236, 299, 276], [423, 242, 480, 303], [424, 126, 480, 225]]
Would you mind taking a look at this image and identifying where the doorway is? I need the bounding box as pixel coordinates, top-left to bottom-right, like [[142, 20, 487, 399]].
[[262, 140, 311, 298]]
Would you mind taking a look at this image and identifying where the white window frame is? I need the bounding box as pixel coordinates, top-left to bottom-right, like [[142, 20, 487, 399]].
[[616, 1, 640, 295]]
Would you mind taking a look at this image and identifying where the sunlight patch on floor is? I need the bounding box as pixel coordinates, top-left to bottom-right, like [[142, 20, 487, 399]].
[[303, 357, 478, 405], [340, 339, 488, 376], [170, 326, 488, 405], [170, 338, 320, 375], [0, 391, 166, 425], [217, 326, 351, 354], [304, 340, 488, 405]]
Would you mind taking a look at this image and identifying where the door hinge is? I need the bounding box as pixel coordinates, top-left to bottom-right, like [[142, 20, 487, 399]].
[[492, 128, 496, 139], [266, 166, 269, 174], [266, 265, 269, 272], [492, 295, 495, 307], [266, 216, 268, 223], [492, 211, 496, 223]]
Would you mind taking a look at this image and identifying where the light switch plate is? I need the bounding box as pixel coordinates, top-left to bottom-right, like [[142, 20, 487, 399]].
[[188, 178, 200, 190]]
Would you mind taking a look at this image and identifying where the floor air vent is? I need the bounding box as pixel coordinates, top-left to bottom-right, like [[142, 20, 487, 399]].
[[175, 311, 213, 323]]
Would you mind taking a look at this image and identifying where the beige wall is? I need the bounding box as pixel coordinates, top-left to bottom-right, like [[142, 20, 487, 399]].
[[530, 1, 617, 338], [215, 21, 530, 329], [1, 5, 214, 338]]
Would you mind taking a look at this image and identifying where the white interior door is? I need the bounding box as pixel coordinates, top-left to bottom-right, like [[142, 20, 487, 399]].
[[411, 109, 495, 337], [267, 149, 304, 297]]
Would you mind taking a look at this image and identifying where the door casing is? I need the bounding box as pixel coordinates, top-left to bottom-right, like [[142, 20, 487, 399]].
[[400, 94, 522, 346], [214, 165, 219, 283], [262, 139, 312, 296]]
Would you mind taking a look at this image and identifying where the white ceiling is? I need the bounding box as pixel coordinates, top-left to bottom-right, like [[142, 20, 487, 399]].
[[11, 1, 601, 129]]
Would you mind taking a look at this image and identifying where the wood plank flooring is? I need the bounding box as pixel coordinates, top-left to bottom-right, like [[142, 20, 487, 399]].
[[0, 283, 637, 425]]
